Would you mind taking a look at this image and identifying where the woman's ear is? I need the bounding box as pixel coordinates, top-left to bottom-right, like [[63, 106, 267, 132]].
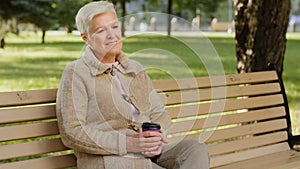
[[81, 34, 88, 42]]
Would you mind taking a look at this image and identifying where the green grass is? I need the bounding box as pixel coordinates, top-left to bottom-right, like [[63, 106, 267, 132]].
[[0, 31, 299, 135], [0, 32, 84, 90], [284, 38, 300, 135]]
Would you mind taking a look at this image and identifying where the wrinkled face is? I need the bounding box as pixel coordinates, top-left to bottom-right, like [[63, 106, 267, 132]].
[[82, 12, 122, 63]]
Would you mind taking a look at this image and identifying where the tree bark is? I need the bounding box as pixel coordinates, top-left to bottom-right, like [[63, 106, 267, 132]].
[[167, 0, 172, 36], [234, 0, 291, 77], [0, 38, 4, 48], [42, 30, 46, 44], [121, 0, 126, 37]]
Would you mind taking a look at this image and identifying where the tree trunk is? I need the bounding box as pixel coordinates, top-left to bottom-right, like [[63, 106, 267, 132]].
[[234, 0, 291, 77], [121, 0, 126, 37], [167, 0, 172, 36], [0, 38, 4, 48], [67, 25, 73, 33], [42, 30, 46, 44]]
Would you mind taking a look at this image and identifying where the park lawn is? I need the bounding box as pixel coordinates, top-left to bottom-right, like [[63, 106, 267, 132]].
[[0, 31, 299, 135]]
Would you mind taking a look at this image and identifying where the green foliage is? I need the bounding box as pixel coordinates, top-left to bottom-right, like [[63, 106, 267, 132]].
[[0, 0, 59, 30], [13, 0, 59, 31], [55, 0, 91, 33], [0, 0, 21, 20]]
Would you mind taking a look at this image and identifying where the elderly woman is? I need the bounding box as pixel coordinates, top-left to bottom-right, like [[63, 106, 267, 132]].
[[56, 1, 209, 169]]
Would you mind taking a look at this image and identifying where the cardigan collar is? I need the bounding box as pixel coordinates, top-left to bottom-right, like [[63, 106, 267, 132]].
[[82, 46, 139, 76]]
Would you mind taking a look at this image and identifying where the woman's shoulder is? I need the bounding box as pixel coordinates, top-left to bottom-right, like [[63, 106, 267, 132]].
[[63, 60, 77, 73], [62, 58, 87, 75], [125, 58, 147, 75]]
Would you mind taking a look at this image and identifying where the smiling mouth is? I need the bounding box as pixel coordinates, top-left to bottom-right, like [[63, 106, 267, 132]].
[[106, 40, 117, 46]]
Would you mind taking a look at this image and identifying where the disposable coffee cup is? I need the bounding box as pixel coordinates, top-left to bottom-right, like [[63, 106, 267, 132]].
[[142, 122, 161, 132]]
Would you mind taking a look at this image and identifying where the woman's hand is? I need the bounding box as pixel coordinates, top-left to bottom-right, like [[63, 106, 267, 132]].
[[126, 131, 167, 157]]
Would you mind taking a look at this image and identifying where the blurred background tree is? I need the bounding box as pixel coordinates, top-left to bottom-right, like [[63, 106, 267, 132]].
[[15, 0, 59, 44], [0, 0, 59, 45], [0, 0, 21, 48], [4, 0, 292, 47], [0, 0, 238, 46], [56, 0, 88, 33]]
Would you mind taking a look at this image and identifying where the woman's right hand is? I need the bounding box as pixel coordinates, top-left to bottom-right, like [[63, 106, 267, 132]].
[[126, 131, 166, 156]]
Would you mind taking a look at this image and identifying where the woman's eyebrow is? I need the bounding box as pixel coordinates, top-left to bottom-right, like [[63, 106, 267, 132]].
[[94, 25, 104, 31], [95, 20, 118, 29]]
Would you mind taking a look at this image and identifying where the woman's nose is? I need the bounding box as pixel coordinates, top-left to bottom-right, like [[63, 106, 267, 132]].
[[106, 28, 115, 39]]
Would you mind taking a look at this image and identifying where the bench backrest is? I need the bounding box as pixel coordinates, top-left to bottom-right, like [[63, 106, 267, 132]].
[[0, 70, 291, 168], [0, 89, 76, 169], [153, 70, 291, 167]]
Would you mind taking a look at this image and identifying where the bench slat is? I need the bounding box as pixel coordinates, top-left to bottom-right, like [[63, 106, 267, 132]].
[[0, 154, 76, 169], [214, 150, 300, 169], [0, 105, 56, 124], [208, 131, 288, 156], [153, 71, 278, 91], [164, 83, 281, 105], [0, 121, 59, 142], [166, 94, 284, 118], [0, 138, 69, 160], [168, 106, 286, 134], [166, 91, 283, 107], [168, 119, 287, 143], [272, 160, 300, 169], [210, 142, 290, 168], [0, 89, 57, 107]]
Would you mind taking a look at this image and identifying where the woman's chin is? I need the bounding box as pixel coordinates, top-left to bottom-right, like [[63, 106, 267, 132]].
[[107, 46, 122, 55]]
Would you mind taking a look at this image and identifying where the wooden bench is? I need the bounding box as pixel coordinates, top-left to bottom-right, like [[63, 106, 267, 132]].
[[1, 70, 300, 169]]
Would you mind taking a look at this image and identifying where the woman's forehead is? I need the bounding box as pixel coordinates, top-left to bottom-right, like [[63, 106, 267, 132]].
[[91, 12, 118, 27]]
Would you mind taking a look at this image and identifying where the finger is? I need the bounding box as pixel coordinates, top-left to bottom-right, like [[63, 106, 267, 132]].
[[146, 134, 168, 144], [141, 131, 162, 138], [138, 136, 162, 145], [161, 137, 168, 144], [142, 151, 156, 157], [142, 151, 158, 157], [136, 138, 160, 149], [141, 141, 162, 150], [146, 145, 160, 152], [144, 136, 163, 143], [142, 132, 168, 144], [142, 146, 162, 157]]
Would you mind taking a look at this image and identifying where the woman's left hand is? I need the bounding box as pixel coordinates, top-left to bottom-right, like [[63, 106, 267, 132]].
[[141, 143, 163, 157], [141, 132, 167, 157]]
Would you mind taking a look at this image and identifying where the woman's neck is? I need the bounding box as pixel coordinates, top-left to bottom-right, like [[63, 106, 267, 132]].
[[95, 52, 116, 63], [101, 56, 116, 64]]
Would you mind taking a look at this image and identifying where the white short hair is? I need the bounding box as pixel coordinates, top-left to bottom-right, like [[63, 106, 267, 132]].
[[75, 1, 116, 35]]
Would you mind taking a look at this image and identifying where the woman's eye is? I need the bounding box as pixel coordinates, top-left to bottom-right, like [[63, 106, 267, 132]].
[[97, 29, 104, 33], [113, 25, 119, 29]]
